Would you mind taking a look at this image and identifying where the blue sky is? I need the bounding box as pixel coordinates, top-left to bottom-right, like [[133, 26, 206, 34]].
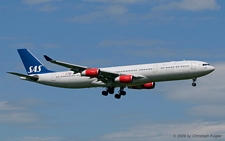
[[1, 0, 225, 140]]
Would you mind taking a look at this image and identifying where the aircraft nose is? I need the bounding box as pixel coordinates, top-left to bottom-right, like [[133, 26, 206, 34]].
[[210, 66, 215, 72]]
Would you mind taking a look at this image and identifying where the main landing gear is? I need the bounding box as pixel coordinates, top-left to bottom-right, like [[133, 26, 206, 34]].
[[102, 87, 126, 99], [192, 78, 197, 87], [102, 87, 114, 96], [114, 87, 126, 99]]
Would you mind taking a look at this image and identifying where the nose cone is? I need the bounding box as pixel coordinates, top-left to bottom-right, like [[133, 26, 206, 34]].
[[209, 66, 215, 73]]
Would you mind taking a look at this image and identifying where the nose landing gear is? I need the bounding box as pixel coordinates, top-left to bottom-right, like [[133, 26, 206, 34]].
[[192, 78, 197, 87]]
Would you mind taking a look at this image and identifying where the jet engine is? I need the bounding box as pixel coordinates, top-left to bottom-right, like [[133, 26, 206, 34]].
[[81, 68, 101, 77], [115, 75, 133, 83], [128, 82, 155, 89]]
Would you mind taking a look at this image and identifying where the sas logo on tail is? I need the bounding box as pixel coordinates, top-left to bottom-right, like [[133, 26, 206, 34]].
[[28, 65, 42, 73]]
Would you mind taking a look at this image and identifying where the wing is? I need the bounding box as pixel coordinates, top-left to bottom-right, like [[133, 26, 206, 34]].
[[7, 72, 39, 81], [44, 55, 120, 82], [44, 55, 88, 72], [43, 55, 145, 83]]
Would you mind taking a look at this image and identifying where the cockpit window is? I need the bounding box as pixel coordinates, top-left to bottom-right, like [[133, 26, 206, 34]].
[[203, 64, 210, 66]]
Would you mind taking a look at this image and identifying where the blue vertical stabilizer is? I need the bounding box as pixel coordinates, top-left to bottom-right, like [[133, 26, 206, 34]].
[[17, 49, 53, 74]]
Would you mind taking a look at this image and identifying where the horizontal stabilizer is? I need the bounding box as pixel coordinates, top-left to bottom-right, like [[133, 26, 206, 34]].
[[7, 72, 39, 81]]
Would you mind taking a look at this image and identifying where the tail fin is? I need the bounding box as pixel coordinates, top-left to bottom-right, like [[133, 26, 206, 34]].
[[17, 49, 53, 74]]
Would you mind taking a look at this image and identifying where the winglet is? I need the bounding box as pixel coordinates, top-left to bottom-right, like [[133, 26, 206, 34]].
[[44, 55, 53, 61]]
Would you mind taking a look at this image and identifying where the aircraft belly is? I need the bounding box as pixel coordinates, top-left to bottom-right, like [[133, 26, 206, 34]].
[[37, 74, 103, 88]]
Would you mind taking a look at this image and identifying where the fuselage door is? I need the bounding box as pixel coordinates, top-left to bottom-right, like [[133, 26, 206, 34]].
[[51, 74, 56, 81], [191, 62, 196, 70], [153, 65, 158, 73]]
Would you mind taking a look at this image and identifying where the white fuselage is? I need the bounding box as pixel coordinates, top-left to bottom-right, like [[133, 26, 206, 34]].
[[32, 60, 214, 88]]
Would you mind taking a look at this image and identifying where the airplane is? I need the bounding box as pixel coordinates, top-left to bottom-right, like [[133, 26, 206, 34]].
[[8, 48, 215, 99]]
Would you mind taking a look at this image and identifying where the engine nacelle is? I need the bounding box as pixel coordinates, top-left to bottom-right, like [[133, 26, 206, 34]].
[[128, 82, 155, 89], [81, 68, 101, 77], [115, 75, 133, 83]]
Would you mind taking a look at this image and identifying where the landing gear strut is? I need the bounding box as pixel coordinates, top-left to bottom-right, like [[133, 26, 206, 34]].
[[192, 78, 197, 87]]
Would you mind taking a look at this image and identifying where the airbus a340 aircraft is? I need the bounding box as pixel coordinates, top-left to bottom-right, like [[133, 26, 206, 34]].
[[8, 49, 215, 99]]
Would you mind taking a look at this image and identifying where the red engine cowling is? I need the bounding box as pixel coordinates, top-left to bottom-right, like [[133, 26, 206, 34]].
[[115, 75, 133, 83], [81, 68, 101, 77], [129, 82, 155, 89]]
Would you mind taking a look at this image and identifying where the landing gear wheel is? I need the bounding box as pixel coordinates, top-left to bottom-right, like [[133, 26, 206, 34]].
[[114, 94, 121, 99], [102, 91, 108, 96], [107, 87, 115, 94], [120, 91, 126, 96], [192, 83, 196, 87]]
